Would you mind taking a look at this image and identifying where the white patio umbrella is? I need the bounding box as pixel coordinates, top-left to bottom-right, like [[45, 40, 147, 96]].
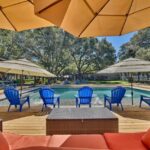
[[0, 59, 56, 94], [97, 58, 150, 105]]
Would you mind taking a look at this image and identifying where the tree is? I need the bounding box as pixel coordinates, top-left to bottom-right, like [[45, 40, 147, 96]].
[[68, 38, 95, 77], [65, 36, 116, 78], [92, 38, 116, 71], [136, 48, 150, 61], [118, 28, 150, 60], [0, 27, 116, 77], [24, 27, 72, 76]]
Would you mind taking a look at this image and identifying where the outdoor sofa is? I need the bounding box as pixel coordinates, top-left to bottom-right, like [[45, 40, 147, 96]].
[[0, 121, 150, 150]]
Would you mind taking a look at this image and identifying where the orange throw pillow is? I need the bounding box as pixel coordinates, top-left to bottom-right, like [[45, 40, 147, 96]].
[[142, 128, 150, 148], [0, 132, 10, 150]]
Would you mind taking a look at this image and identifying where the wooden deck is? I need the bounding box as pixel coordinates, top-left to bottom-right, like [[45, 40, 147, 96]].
[[0, 105, 149, 135]]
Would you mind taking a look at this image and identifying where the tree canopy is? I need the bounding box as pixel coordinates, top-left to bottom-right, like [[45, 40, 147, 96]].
[[118, 28, 150, 61], [0, 27, 116, 76]]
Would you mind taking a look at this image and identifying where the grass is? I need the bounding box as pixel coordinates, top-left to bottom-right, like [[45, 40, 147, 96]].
[[88, 80, 129, 85]]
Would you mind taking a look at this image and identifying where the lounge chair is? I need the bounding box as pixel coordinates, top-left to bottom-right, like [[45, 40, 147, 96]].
[[4, 87, 30, 112], [139, 95, 150, 107], [104, 86, 126, 111], [75, 86, 93, 107], [39, 87, 60, 111]]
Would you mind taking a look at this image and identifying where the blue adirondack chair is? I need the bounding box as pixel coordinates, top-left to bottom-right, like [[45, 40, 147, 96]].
[[104, 86, 126, 111], [39, 87, 60, 111], [75, 86, 93, 107], [4, 87, 30, 112], [139, 95, 150, 107]]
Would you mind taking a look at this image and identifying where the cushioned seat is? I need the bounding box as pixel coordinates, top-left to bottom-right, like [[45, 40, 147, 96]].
[[50, 134, 109, 149], [4, 133, 109, 150], [104, 132, 147, 150], [4, 133, 51, 150]]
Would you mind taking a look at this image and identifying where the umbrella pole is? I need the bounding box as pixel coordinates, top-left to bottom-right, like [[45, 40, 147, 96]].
[[131, 74, 134, 105], [20, 70, 23, 97]]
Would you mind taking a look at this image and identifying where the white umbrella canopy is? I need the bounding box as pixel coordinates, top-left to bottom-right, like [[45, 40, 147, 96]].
[[0, 59, 56, 77], [97, 58, 150, 74]]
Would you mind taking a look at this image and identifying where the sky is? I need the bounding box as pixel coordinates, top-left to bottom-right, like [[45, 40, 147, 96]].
[[97, 32, 136, 55]]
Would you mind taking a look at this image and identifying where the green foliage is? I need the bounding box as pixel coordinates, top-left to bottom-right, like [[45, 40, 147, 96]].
[[88, 80, 129, 85], [118, 28, 150, 61], [0, 27, 116, 76]]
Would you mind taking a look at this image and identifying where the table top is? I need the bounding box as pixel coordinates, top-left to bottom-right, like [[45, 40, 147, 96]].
[[47, 108, 118, 120]]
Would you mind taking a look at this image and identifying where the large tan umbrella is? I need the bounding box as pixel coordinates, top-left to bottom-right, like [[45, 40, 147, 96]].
[[0, 59, 56, 77], [97, 58, 150, 74], [34, 0, 150, 37], [0, 0, 53, 31], [0, 59, 56, 93], [97, 58, 150, 105]]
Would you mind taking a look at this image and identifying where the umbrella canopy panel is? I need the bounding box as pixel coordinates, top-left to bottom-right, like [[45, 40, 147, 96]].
[[97, 58, 150, 74], [34, 0, 150, 37], [0, 59, 56, 77], [0, 0, 53, 31]]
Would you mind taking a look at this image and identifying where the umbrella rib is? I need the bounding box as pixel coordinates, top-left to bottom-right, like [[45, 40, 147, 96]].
[[83, 0, 95, 15], [0, 9, 17, 31], [79, 0, 110, 37], [129, 6, 150, 16], [38, 0, 62, 14], [27, 0, 34, 5], [119, 0, 134, 35]]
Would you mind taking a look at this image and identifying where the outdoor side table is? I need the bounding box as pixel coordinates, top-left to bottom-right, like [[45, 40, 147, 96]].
[[46, 107, 118, 135]]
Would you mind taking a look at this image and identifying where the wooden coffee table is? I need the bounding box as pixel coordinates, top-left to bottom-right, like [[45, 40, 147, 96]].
[[46, 107, 118, 135]]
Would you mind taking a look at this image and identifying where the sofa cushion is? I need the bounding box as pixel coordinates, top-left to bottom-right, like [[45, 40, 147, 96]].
[[0, 132, 10, 150], [104, 132, 147, 150], [142, 129, 150, 149], [15, 147, 108, 150], [4, 132, 51, 150], [50, 134, 108, 149]]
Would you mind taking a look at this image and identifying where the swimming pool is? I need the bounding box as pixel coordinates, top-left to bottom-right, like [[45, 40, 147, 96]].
[[1, 87, 150, 106]]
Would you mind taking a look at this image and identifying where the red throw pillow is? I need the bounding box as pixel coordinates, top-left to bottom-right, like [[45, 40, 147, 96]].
[[0, 132, 10, 150], [142, 128, 150, 148]]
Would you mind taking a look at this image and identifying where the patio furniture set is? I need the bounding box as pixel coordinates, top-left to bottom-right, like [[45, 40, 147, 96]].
[[3, 86, 150, 112]]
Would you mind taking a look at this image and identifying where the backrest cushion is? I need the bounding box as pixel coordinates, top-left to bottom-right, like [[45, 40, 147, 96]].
[[0, 132, 9, 150], [142, 128, 150, 148], [15, 147, 108, 150]]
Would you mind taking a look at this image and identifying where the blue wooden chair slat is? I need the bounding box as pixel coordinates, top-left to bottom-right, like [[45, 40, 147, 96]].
[[139, 95, 150, 107], [4, 87, 30, 112], [75, 86, 93, 107], [39, 87, 60, 111], [104, 86, 126, 111]]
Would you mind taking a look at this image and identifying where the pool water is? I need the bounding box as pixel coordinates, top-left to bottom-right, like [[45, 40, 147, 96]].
[[24, 87, 150, 106], [1, 87, 150, 106]]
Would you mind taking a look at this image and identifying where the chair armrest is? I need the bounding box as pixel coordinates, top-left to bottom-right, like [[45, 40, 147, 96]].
[[75, 94, 78, 98], [54, 94, 60, 99], [104, 94, 111, 99], [141, 95, 150, 100], [21, 94, 29, 99], [21, 95, 29, 101]]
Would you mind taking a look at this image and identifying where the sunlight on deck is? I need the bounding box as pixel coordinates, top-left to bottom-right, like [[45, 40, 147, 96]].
[[0, 105, 149, 135]]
